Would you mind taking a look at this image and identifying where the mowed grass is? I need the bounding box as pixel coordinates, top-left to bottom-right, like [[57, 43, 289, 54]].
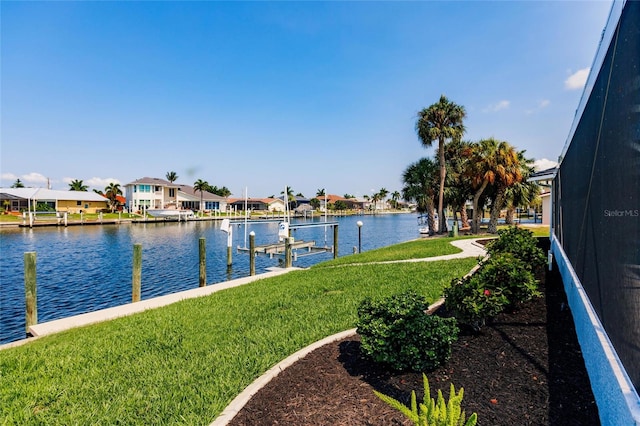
[[0, 238, 480, 425], [313, 237, 463, 267]]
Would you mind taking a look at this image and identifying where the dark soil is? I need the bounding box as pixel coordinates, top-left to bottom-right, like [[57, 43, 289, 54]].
[[229, 263, 600, 426]]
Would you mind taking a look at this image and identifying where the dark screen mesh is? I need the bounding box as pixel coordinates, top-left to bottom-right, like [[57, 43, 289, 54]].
[[553, 0, 640, 392]]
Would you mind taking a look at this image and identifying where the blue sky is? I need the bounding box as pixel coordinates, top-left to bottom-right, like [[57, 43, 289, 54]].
[[1, 1, 612, 199]]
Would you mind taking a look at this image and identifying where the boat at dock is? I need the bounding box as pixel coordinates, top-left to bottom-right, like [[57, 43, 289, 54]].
[[147, 209, 195, 219]]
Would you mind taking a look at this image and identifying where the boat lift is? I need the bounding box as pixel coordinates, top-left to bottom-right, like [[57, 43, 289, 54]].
[[236, 221, 339, 262], [221, 187, 339, 272]]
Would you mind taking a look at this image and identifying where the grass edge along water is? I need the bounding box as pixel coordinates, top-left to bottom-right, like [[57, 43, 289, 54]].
[[0, 236, 485, 425]]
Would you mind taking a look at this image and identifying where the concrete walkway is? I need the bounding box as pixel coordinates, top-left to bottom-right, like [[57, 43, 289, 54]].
[[210, 237, 489, 426]]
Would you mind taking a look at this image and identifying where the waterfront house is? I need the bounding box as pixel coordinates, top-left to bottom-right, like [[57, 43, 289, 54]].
[[124, 177, 227, 213], [0, 187, 109, 214], [228, 197, 286, 213], [316, 194, 370, 211]]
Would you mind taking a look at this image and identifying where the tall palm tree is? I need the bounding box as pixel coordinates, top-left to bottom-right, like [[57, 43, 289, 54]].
[[316, 188, 325, 197], [402, 158, 439, 235], [502, 152, 539, 225], [467, 138, 521, 234], [486, 144, 523, 233], [193, 179, 209, 213], [69, 179, 88, 191], [370, 193, 380, 212], [281, 186, 297, 210], [11, 179, 24, 188], [416, 95, 466, 233], [104, 182, 122, 213], [378, 188, 389, 211], [165, 172, 179, 208], [391, 191, 401, 209], [444, 139, 475, 228]]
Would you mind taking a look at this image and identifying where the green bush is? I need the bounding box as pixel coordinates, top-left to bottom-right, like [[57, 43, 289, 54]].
[[444, 253, 540, 330], [356, 290, 458, 372], [443, 274, 508, 331], [476, 253, 540, 307], [486, 226, 546, 269], [374, 373, 478, 426]]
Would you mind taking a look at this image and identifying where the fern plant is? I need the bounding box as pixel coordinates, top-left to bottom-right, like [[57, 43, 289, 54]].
[[374, 374, 477, 426]]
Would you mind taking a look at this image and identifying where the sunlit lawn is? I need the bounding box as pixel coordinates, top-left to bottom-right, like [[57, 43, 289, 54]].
[[0, 238, 480, 425]]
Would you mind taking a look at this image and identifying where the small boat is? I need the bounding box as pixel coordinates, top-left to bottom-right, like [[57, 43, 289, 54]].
[[147, 209, 195, 219], [417, 213, 437, 235]]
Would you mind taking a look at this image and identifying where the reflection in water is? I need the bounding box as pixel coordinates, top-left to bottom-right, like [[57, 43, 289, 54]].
[[0, 214, 420, 344]]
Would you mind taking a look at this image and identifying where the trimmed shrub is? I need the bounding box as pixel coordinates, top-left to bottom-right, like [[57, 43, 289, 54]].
[[476, 253, 540, 307], [356, 290, 458, 372], [443, 274, 509, 331], [444, 253, 540, 330], [486, 226, 546, 270]]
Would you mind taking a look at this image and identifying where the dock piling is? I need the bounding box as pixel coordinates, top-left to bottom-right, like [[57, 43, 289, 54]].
[[199, 238, 206, 287], [132, 244, 142, 302], [24, 252, 37, 335], [249, 232, 256, 276]]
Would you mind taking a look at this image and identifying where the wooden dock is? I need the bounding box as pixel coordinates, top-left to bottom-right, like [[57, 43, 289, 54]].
[[238, 239, 333, 259]]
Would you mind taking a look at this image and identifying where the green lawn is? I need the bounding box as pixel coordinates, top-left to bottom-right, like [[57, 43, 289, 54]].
[[0, 237, 489, 424]]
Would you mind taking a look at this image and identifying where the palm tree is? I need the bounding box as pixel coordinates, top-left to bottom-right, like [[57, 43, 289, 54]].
[[216, 186, 232, 198], [467, 138, 521, 234], [502, 152, 539, 225], [416, 95, 466, 233], [165, 172, 179, 208], [391, 191, 401, 209], [165, 171, 178, 183], [69, 179, 88, 191], [402, 158, 439, 235], [281, 186, 297, 210], [193, 179, 209, 213], [370, 193, 380, 212], [104, 183, 122, 213], [486, 145, 523, 233], [316, 188, 325, 197], [378, 188, 389, 211], [444, 139, 475, 228], [11, 179, 24, 188]]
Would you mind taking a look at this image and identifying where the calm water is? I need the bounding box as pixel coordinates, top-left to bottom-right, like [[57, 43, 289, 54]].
[[0, 214, 422, 344]]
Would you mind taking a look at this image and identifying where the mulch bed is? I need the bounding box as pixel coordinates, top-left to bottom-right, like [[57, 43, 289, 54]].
[[229, 263, 600, 426]]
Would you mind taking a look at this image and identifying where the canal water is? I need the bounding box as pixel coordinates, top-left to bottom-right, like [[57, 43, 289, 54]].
[[0, 213, 423, 344]]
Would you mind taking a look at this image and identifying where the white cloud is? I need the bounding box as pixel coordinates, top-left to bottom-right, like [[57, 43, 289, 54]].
[[1, 172, 49, 187], [483, 100, 510, 113], [533, 158, 558, 171], [87, 177, 121, 189], [22, 172, 49, 184], [525, 99, 551, 115], [1, 172, 19, 182], [565, 67, 590, 90], [61, 176, 120, 190]]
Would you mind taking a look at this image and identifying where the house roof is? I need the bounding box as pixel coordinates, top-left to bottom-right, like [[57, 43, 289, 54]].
[[125, 177, 177, 186], [279, 195, 310, 203], [228, 197, 283, 205], [0, 188, 109, 202], [319, 194, 348, 203], [178, 185, 226, 201], [529, 167, 557, 182]]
